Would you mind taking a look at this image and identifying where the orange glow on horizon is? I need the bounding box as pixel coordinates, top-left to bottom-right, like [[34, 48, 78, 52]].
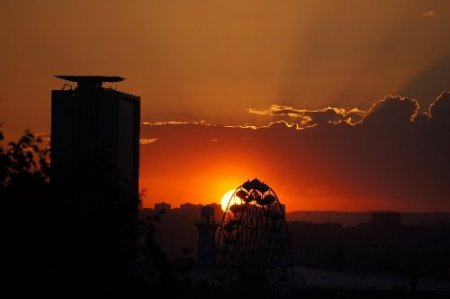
[[0, 2, 449, 214]]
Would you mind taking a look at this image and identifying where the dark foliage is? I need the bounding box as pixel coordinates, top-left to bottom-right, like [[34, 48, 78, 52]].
[[1, 128, 52, 298], [1, 127, 192, 298]]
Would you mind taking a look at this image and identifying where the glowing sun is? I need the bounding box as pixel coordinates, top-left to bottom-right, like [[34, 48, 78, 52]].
[[220, 189, 237, 211]]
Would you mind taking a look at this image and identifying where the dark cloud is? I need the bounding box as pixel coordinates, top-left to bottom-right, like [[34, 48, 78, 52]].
[[429, 91, 450, 122], [362, 95, 419, 126], [140, 94, 450, 211]]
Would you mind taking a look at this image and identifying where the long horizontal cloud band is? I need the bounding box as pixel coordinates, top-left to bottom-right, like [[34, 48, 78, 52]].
[[140, 93, 450, 211]]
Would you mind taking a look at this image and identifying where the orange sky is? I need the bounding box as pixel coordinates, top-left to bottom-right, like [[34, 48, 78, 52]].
[[139, 93, 450, 211], [1, 1, 449, 211]]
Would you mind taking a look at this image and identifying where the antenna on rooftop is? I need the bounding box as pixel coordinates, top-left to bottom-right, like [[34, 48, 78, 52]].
[[55, 75, 125, 90]]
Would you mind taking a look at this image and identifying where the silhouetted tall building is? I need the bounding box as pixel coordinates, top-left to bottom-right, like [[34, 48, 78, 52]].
[[196, 205, 219, 268], [51, 75, 140, 200]]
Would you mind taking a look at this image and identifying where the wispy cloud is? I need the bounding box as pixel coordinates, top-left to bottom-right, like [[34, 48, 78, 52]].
[[140, 105, 367, 133], [247, 104, 301, 116], [247, 104, 366, 128], [421, 9, 436, 18], [140, 138, 158, 145], [142, 120, 291, 131], [224, 124, 258, 130], [141, 120, 212, 126]]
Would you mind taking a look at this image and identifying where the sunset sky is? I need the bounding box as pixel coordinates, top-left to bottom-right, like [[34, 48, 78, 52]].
[[1, 1, 449, 211]]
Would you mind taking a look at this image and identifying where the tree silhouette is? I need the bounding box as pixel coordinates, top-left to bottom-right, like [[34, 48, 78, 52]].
[[1, 127, 52, 298], [0, 128, 50, 187], [1, 126, 193, 298]]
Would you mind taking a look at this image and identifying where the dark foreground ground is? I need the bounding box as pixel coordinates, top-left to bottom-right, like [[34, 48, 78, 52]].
[[185, 288, 450, 299], [183, 267, 450, 299], [290, 289, 450, 299]]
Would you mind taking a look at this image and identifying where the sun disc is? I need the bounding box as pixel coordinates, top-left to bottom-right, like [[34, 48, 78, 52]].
[[220, 189, 237, 211]]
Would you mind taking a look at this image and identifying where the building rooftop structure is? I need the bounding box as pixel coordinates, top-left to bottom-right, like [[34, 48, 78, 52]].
[[55, 75, 124, 89]]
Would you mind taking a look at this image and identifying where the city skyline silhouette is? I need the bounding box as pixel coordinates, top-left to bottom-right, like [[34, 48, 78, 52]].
[[1, 1, 450, 298]]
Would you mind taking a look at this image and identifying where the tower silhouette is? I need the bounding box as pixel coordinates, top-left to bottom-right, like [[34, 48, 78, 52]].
[[196, 205, 219, 268], [51, 75, 140, 202], [50, 75, 141, 292]]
